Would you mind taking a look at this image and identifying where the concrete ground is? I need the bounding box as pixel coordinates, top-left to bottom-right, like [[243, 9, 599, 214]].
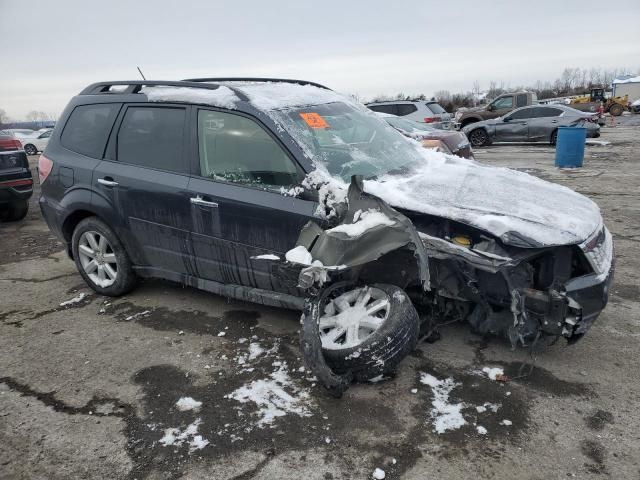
[[1, 121, 639, 480]]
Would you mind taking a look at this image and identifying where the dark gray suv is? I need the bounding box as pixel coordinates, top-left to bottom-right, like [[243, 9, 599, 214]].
[[39, 78, 614, 393]]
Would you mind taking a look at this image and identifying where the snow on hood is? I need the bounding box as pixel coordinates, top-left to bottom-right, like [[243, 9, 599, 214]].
[[361, 152, 602, 247]]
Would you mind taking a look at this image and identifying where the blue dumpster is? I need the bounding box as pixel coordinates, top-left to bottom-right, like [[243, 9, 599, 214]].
[[555, 126, 586, 168]]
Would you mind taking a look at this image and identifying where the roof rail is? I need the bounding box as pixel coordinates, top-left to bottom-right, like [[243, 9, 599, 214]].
[[79, 80, 240, 96], [182, 77, 331, 90]]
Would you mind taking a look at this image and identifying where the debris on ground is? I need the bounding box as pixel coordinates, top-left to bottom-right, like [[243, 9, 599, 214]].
[[59, 292, 87, 307]]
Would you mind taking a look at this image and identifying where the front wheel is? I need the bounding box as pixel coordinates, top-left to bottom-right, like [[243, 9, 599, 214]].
[[314, 283, 420, 381], [23, 144, 38, 155], [71, 217, 137, 296], [469, 128, 490, 147], [550, 129, 558, 146]]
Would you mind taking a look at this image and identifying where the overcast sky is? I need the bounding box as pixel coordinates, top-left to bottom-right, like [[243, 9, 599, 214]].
[[1, 0, 639, 120]]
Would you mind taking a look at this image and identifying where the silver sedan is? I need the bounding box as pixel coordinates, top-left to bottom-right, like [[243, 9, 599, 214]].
[[462, 104, 601, 147]]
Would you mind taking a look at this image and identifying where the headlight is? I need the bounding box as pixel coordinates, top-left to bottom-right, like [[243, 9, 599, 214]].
[[422, 139, 452, 155], [581, 226, 613, 276]]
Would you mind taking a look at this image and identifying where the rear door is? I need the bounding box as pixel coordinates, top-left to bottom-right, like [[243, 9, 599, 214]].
[[527, 107, 563, 141], [94, 104, 195, 274], [187, 107, 316, 293], [493, 107, 531, 142]]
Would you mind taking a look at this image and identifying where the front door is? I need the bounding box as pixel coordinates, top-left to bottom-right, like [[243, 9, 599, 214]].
[[93, 104, 195, 275], [494, 108, 531, 142], [187, 108, 316, 293]]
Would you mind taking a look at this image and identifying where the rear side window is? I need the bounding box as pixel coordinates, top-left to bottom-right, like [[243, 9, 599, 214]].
[[197, 110, 299, 188], [426, 102, 446, 114], [61, 104, 119, 158], [538, 107, 563, 118], [368, 104, 398, 115], [396, 104, 417, 116], [116, 107, 187, 173], [516, 94, 528, 107]]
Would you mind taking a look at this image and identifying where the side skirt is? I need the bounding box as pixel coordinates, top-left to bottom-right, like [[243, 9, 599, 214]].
[[133, 266, 305, 311]]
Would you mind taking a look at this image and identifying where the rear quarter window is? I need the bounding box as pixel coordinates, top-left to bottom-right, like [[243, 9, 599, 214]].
[[396, 104, 418, 116], [426, 102, 446, 114], [61, 104, 120, 158]]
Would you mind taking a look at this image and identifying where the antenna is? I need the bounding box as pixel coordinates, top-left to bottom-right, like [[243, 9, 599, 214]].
[[136, 66, 146, 80]]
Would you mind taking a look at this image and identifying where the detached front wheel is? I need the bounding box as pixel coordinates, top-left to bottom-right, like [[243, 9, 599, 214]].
[[315, 283, 420, 381]]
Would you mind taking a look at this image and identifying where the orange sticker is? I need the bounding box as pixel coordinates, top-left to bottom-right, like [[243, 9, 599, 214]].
[[300, 112, 329, 129]]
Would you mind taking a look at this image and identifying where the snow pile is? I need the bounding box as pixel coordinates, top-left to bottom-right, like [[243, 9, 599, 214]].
[[420, 372, 466, 433], [229, 82, 346, 111], [142, 86, 238, 109], [482, 367, 505, 381], [327, 209, 395, 237], [285, 245, 313, 265], [301, 167, 348, 219], [372, 467, 386, 479], [226, 362, 311, 427], [159, 418, 209, 452], [175, 397, 202, 412], [59, 293, 87, 307], [363, 155, 602, 247], [248, 342, 265, 361]]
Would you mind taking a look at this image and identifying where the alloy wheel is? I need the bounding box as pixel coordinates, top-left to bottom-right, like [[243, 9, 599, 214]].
[[78, 230, 118, 288], [319, 286, 391, 350]]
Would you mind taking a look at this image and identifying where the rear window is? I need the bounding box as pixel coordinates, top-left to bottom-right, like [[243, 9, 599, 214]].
[[516, 94, 528, 107], [426, 102, 446, 114], [116, 107, 187, 173], [61, 104, 119, 158]]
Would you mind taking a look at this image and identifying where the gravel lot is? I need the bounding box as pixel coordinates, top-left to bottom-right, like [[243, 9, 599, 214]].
[[1, 120, 639, 480]]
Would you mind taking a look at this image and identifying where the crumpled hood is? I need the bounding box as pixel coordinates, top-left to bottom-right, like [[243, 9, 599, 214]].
[[363, 153, 602, 247]]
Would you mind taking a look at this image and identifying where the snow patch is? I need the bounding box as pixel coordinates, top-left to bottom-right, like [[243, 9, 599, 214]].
[[420, 372, 466, 434], [226, 363, 311, 427], [476, 425, 488, 435], [59, 293, 87, 307], [373, 467, 386, 479], [482, 367, 504, 381], [142, 86, 238, 109], [285, 245, 313, 265], [175, 397, 202, 412], [500, 419, 513, 426], [327, 209, 395, 237], [252, 254, 280, 261], [159, 418, 209, 452]]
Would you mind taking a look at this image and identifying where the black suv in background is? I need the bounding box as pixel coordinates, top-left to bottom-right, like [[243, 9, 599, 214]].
[[0, 132, 33, 221]]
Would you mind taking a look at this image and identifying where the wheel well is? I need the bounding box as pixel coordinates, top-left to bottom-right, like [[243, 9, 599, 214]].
[[62, 209, 97, 244], [461, 118, 479, 128]]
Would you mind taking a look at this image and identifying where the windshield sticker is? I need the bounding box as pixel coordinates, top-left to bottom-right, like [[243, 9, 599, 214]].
[[300, 112, 330, 129]]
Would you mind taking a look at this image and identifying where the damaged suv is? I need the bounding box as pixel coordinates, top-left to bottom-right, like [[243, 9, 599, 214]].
[[40, 78, 614, 395]]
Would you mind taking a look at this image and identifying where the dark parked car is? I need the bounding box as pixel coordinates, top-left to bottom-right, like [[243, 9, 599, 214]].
[[462, 104, 601, 147], [0, 132, 33, 221], [39, 78, 614, 393], [376, 112, 474, 159]]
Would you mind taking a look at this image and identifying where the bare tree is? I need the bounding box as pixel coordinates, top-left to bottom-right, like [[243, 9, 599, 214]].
[[0, 108, 9, 126]]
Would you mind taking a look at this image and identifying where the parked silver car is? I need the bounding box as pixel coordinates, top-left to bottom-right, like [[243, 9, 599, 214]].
[[462, 104, 601, 147], [366, 100, 452, 129]]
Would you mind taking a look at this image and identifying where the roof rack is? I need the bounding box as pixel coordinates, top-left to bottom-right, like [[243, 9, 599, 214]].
[[79, 80, 249, 99], [182, 77, 331, 90]]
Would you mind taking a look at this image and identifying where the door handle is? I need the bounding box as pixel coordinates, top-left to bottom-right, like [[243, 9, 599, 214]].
[[551, 120, 558, 123], [190, 195, 218, 208], [98, 177, 119, 187]]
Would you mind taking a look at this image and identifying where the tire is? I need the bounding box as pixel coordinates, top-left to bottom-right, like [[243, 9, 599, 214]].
[[23, 144, 38, 155], [608, 104, 623, 117], [468, 128, 490, 147], [3, 200, 29, 222], [550, 129, 558, 146], [71, 216, 137, 296], [313, 283, 420, 381]]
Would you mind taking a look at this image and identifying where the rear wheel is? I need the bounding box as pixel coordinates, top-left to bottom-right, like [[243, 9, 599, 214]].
[[71, 217, 137, 296], [608, 103, 624, 117], [316, 283, 420, 381], [23, 144, 37, 155], [2, 200, 29, 222], [469, 128, 490, 147]]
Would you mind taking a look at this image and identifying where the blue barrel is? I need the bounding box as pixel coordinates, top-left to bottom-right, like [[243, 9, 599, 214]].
[[555, 126, 586, 168]]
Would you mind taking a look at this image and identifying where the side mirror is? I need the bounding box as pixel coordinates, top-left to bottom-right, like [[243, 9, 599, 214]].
[[503, 117, 511, 122], [487, 104, 495, 111]]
